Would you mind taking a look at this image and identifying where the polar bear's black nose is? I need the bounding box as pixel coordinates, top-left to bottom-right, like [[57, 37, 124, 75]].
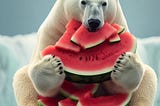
[[88, 19, 101, 32]]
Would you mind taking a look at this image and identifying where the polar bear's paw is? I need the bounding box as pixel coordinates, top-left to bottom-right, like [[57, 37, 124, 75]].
[[28, 55, 65, 97], [111, 52, 144, 92], [40, 55, 65, 76]]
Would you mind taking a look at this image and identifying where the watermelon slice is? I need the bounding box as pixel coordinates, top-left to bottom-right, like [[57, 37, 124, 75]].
[[58, 98, 77, 106], [42, 31, 137, 83], [65, 19, 81, 30], [38, 95, 62, 106], [38, 80, 98, 106], [61, 80, 98, 100], [77, 93, 131, 106], [112, 23, 125, 34], [55, 20, 125, 51], [108, 23, 125, 43], [71, 22, 117, 49], [55, 19, 81, 52], [109, 33, 121, 43]]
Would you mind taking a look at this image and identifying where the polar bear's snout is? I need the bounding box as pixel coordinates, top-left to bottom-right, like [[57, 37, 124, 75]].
[[88, 18, 101, 32], [80, 0, 107, 32]]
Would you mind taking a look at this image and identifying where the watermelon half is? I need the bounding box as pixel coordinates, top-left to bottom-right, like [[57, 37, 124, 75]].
[[42, 19, 137, 83], [42, 32, 136, 83]]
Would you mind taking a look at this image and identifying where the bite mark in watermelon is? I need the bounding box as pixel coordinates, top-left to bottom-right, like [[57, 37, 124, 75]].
[[71, 22, 116, 49]]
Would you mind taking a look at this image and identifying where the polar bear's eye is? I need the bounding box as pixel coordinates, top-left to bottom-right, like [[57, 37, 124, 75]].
[[81, 0, 87, 5], [102, 2, 107, 6]]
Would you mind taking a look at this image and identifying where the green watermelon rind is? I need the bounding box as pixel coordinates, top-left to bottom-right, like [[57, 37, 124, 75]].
[[65, 70, 112, 83], [64, 65, 113, 77], [109, 35, 121, 43], [120, 93, 132, 106], [64, 38, 137, 83], [38, 100, 45, 106], [60, 80, 99, 100], [69, 84, 99, 100], [71, 37, 106, 49], [118, 26, 125, 35], [109, 26, 125, 43]]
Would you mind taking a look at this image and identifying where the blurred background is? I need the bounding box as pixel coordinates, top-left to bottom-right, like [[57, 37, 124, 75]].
[[0, 0, 160, 37], [0, 0, 160, 106]]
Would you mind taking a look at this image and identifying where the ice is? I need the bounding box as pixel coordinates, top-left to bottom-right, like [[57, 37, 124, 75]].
[[0, 33, 36, 106]]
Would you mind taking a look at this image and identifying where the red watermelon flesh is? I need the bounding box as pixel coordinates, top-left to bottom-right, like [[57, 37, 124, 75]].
[[109, 24, 125, 43], [58, 98, 77, 106], [65, 19, 81, 30], [112, 23, 125, 34], [38, 97, 77, 106], [61, 80, 98, 100], [38, 95, 62, 106], [71, 22, 117, 49], [38, 80, 98, 106], [55, 20, 124, 52], [77, 93, 131, 106], [38, 93, 131, 106], [42, 32, 137, 83], [55, 19, 81, 52]]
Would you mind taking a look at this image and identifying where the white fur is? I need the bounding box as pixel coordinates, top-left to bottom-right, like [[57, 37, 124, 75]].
[[28, 55, 65, 97], [13, 0, 157, 106], [111, 52, 144, 93]]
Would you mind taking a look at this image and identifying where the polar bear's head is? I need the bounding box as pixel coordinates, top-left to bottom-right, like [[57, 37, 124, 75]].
[[64, 0, 119, 32]]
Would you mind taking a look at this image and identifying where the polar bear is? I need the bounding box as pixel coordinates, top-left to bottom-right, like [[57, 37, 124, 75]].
[[13, 0, 157, 106]]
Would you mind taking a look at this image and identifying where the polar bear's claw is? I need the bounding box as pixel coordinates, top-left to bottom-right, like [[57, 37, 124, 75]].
[[42, 55, 65, 76]]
